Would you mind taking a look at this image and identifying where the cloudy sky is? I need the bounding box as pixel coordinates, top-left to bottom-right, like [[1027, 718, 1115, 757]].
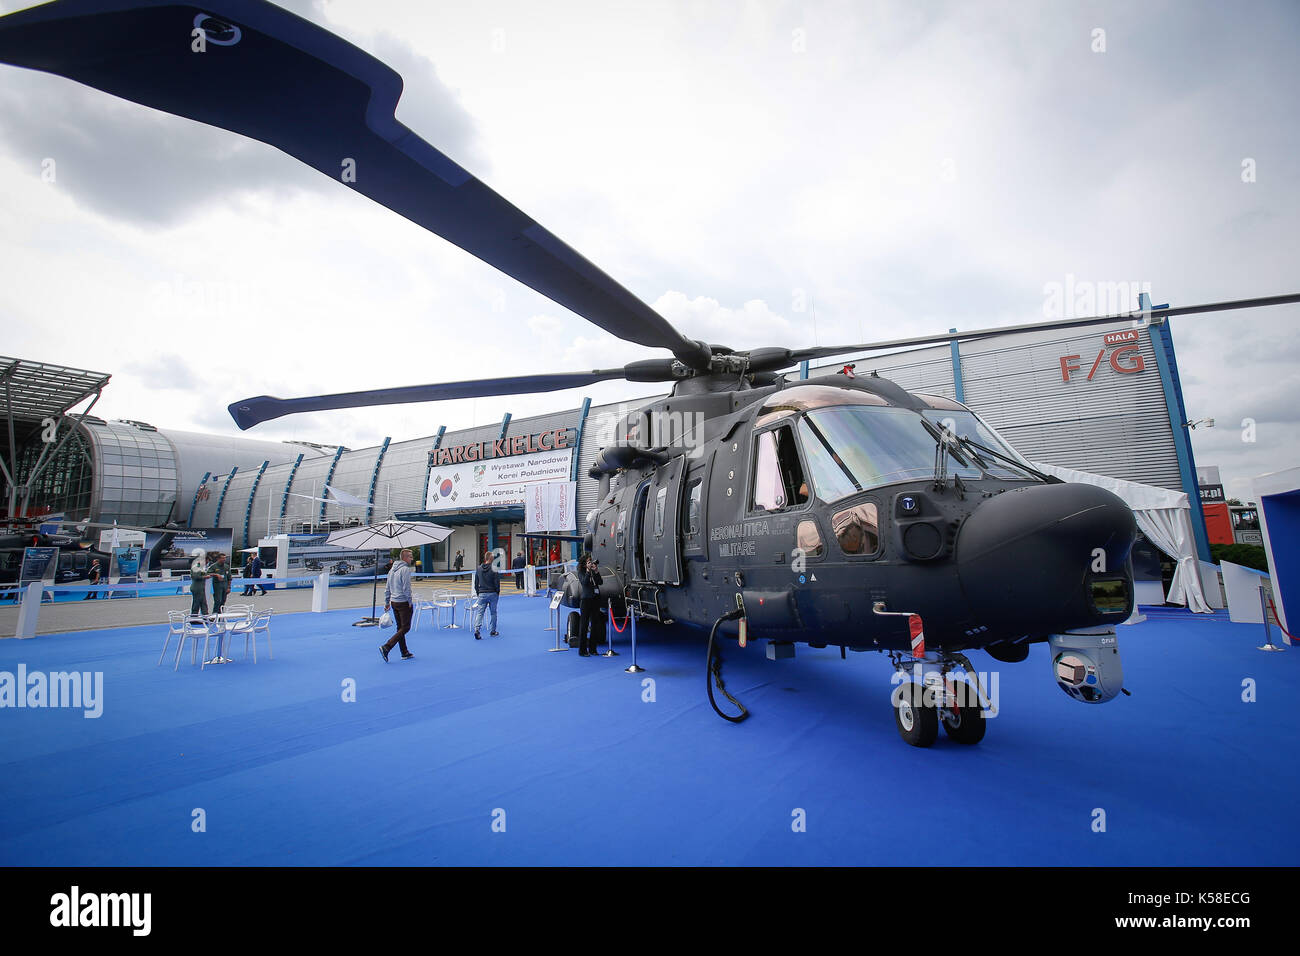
[[0, 0, 1296, 502]]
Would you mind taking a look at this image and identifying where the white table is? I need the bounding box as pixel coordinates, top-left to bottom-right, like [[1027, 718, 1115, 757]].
[[205, 611, 252, 664]]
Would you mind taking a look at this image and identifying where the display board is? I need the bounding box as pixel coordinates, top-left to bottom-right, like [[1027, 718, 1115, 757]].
[[426, 449, 573, 511]]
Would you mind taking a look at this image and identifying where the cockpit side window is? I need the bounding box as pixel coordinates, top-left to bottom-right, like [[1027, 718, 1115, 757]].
[[751, 426, 809, 512]]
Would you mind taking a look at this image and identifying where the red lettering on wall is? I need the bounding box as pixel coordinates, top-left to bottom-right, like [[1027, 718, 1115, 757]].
[[1060, 355, 1081, 382], [1109, 344, 1145, 373], [1086, 349, 1106, 381], [1103, 330, 1140, 347]]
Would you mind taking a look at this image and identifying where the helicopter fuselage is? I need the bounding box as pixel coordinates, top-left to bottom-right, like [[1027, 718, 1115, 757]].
[[581, 371, 1138, 658]]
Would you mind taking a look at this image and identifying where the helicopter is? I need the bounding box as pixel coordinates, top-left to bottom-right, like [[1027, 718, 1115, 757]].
[[3, 0, 1297, 745]]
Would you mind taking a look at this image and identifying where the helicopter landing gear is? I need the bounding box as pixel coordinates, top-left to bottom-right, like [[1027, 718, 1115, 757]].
[[890, 651, 990, 748]]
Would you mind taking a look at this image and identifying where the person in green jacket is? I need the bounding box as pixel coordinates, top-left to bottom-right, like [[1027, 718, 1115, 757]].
[[189, 552, 211, 616], [210, 553, 231, 614]]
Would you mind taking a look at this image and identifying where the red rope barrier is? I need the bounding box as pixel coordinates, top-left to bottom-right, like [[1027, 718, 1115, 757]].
[[1266, 596, 1296, 643], [608, 605, 629, 633]]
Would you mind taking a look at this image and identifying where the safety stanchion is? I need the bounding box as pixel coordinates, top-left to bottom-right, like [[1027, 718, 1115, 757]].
[[624, 606, 645, 673], [544, 589, 558, 631], [1259, 585, 1286, 652], [546, 591, 569, 652], [604, 604, 624, 657]]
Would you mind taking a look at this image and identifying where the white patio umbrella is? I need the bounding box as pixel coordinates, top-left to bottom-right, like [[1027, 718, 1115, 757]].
[[326, 520, 452, 626]]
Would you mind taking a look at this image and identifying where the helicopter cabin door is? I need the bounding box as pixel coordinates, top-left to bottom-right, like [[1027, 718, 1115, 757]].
[[640, 454, 686, 585]]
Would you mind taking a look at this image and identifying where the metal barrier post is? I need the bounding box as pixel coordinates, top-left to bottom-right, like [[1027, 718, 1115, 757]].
[[546, 590, 569, 652], [1259, 584, 1285, 652], [603, 603, 621, 657], [624, 606, 644, 673]]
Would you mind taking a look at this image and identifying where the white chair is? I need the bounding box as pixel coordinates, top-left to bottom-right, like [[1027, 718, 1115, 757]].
[[174, 615, 216, 671], [222, 604, 254, 621], [411, 591, 437, 631], [433, 589, 459, 629], [159, 610, 188, 665], [231, 610, 272, 662]]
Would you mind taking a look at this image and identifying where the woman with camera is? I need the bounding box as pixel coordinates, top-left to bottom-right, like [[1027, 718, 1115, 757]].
[[577, 552, 604, 657]]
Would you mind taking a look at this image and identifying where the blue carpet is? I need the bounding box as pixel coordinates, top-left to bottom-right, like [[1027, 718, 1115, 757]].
[[0, 600, 1295, 865]]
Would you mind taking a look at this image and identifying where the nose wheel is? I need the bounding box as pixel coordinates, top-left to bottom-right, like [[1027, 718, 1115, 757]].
[[893, 681, 938, 747], [890, 651, 989, 748], [940, 700, 986, 744]]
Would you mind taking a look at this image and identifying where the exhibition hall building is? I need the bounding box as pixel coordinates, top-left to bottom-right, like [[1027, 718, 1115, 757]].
[[3, 305, 1218, 583]]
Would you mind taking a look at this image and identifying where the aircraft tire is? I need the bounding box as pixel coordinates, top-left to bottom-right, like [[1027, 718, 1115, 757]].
[[941, 700, 986, 745], [893, 682, 938, 747]]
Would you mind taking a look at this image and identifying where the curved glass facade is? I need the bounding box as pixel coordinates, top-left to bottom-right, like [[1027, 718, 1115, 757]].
[[83, 421, 180, 527]]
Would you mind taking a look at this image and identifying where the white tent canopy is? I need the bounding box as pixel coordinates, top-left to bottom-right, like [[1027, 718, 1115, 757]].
[[1031, 461, 1211, 613]]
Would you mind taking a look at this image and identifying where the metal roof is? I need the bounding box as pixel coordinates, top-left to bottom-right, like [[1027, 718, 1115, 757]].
[[0, 355, 111, 422]]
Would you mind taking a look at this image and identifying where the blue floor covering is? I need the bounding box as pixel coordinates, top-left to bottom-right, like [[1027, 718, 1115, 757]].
[[1, 599, 1296, 866]]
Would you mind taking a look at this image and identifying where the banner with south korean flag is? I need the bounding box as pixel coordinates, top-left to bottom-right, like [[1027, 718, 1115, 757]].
[[425, 449, 573, 512]]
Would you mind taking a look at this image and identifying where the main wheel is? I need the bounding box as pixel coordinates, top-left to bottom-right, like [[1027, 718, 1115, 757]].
[[893, 682, 938, 747], [941, 700, 986, 745], [565, 610, 581, 647]]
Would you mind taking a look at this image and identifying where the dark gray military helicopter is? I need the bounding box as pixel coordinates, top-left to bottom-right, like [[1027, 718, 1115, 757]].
[[4, 0, 1297, 745]]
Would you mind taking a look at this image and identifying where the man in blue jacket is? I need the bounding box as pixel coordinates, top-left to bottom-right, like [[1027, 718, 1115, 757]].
[[472, 551, 501, 639]]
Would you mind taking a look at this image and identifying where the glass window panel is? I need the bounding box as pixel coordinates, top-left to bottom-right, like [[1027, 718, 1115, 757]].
[[832, 504, 879, 556], [751, 431, 783, 511], [797, 519, 824, 557]]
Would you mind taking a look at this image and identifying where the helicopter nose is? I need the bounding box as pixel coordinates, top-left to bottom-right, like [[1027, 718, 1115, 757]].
[[955, 482, 1137, 632]]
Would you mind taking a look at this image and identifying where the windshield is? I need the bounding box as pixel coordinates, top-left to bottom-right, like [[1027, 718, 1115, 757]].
[[919, 409, 1037, 479], [796, 405, 1034, 503]]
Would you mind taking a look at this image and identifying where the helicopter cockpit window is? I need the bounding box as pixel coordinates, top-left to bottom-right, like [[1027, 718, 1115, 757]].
[[918, 406, 1036, 480], [751, 426, 809, 512], [797, 406, 986, 501], [832, 503, 879, 555]]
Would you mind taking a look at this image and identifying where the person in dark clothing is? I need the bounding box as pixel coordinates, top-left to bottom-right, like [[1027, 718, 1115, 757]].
[[512, 551, 526, 590], [83, 558, 101, 600], [471, 551, 501, 639], [576, 552, 604, 657], [453, 549, 465, 581], [248, 553, 266, 595]]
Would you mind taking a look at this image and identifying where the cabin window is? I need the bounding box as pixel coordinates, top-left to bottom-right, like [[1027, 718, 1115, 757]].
[[615, 509, 627, 549], [832, 503, 880, 555], [796, 519, 824, 558], [751, 426, 809, 512], [654, 486, 668, 538], [685, 478, 703, 535]]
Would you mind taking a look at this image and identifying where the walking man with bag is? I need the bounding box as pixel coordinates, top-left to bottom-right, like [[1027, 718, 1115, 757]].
[[380, 548, 416, 662]]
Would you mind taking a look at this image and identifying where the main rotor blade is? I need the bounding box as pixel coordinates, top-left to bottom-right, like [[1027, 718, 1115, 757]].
[[783, 293, 1300, 368], [0, 0, 711, 369], [228, 369, 642, 430]]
